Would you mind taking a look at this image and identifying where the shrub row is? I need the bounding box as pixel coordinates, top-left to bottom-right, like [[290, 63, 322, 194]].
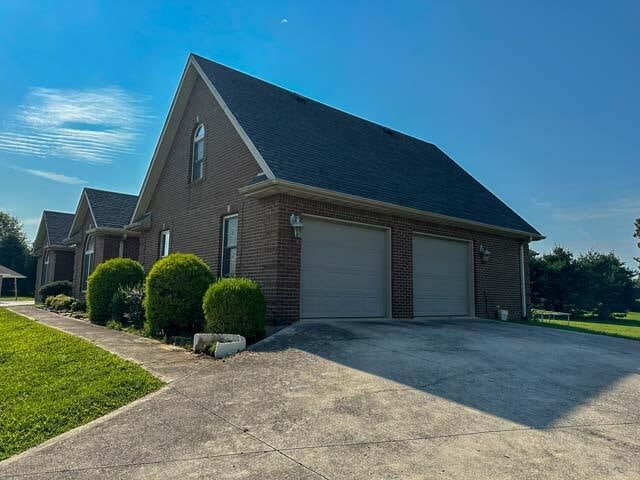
[[85, 254, 266, 341]]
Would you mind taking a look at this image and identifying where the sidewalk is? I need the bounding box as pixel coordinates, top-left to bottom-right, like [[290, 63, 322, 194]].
[[8, 305, 211, 383]]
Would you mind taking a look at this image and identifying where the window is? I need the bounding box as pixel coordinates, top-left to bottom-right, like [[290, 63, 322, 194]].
[[160, 230, 171, 258], [82, 235, 95, 291], [191, 124, 205, 181], [41, 251, 50, 285], [221, 215, 238, 277]]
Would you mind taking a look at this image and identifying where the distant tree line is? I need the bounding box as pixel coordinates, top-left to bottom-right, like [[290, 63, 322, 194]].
[[0, 211, 36, 296], [530, 246, 638, 319]]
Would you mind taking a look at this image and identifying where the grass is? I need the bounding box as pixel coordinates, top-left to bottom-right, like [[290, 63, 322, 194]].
[[0, 296, 34, 302], [518, 311, 640, 341], [0, 308, 163, 461]]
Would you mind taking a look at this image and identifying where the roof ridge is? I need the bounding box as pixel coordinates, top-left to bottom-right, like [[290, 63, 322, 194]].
[[84, 187, 138, 198]]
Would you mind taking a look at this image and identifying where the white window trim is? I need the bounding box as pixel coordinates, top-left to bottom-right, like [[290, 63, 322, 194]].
[[42, 251, 50, 285], [221, 214, 238, 277], [160, 230, 171, 258], [82, 235, 95, 292], [191, 124, 205, 182]]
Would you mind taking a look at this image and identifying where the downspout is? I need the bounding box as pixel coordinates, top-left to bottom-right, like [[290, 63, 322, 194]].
[[119, 233, 127, 258], [520, 240, 528, 319]]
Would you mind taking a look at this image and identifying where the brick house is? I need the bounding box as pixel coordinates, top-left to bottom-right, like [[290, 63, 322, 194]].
[[64, 188, 140, 299], [129, 53, 543, 325], [32, 211, 75, 302]]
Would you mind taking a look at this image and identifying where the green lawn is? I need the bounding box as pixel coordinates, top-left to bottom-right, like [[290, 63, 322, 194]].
[[0, 296, 34, 302], [0, 308, 163, 460], [522, 311, 640, 341]]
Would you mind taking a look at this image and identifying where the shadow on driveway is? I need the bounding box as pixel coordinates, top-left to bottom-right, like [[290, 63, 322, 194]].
[[252, 317, 640, 428]]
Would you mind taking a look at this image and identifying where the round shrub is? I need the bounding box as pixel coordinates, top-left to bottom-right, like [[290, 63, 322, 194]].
[[144, 253, 213, 336], [87, 258, 145, 325], [203, 277, 266, 342], [38, 280, 72, 300]]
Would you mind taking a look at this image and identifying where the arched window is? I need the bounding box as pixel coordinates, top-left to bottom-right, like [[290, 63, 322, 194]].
[[82, 235, 95, 291], [192, 124, 205, 181]]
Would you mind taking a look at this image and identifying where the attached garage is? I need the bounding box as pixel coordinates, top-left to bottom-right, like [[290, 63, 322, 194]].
[[413, 234, 474, 317], [300, 216, 389, 319]]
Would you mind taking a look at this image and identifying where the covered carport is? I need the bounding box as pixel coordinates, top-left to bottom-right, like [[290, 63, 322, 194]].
[[0, 264, 26, 300]]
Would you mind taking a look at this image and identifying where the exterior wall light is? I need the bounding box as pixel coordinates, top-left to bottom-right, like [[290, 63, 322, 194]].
[[290, 214, 304, 238], [479, 244, 491, 263]]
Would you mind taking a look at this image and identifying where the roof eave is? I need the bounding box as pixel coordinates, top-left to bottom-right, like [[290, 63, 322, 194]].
[[240, 179, 545, 241]]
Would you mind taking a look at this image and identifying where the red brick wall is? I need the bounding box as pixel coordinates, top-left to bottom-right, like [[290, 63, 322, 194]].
[[262, 194, 530, 324], [138, 77, 263, 274]]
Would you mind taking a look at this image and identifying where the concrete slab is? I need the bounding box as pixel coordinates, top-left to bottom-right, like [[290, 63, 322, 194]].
[[2, 314, 639, 479]]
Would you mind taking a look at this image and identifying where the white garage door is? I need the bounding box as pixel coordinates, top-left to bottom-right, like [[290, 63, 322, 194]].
[[301, 217, 387, 319], [413, 235, 472, 317]]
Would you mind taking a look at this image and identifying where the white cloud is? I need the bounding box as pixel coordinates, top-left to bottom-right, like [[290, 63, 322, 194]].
[[280, 18, 288, 24], [15, 167, 87, 185], [0, 87, 150, 164]]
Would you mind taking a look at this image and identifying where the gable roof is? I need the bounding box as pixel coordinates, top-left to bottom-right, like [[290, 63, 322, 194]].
[[33, 210, 74, 251], [68, 188, 138, 238], [85, 188, 138, 229], [134, 54, 541, 238], [44, 211, 74, 246]]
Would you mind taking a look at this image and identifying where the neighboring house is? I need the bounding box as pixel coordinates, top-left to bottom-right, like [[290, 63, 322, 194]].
[[65, 188, 140, 299], [129, 53, 543, 325], [32, 211, 75, 302]]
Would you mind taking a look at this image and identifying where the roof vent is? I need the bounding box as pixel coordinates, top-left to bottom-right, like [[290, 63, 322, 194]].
[[381, 126, 395, 136], [293, 94, 307, 104]]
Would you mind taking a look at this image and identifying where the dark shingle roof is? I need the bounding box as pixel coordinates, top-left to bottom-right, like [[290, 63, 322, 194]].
[[193, 54, 540, 236], [85, 188, 138, 229], [43, 211, 74, 246]]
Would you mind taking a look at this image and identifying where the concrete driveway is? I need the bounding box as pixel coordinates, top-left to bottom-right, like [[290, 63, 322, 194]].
[[1, 317, 639, 479]]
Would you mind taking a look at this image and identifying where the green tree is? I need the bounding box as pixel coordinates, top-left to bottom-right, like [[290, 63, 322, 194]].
[[529, 246, 579, 312], [634, 218, 640, 270], [0, 211, 36, 296], [575, 251, 638, 319], [0, 212, 26, 243]]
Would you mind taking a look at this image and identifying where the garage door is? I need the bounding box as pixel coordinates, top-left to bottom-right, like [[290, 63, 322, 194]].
[[301, 217, 387, 318], [413, 235, 472, 316]]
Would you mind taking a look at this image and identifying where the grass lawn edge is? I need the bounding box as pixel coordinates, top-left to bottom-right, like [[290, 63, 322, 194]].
[[0, 308, 165, 461]]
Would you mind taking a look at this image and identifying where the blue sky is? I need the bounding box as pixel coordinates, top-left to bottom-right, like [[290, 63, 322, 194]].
[[0, 1, 638, 267]]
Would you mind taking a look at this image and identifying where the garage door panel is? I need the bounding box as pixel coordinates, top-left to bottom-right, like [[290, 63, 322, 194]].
[[301, 217, 387, 319], [413, 235, 471, 317]]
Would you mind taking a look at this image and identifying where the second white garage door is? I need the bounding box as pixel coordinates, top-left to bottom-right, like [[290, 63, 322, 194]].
[[413, 235, 472, 317], [301, 217, 388, 319]]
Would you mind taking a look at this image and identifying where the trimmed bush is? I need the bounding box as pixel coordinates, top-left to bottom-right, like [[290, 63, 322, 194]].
[[110, 284, 145, 328], [70, 300, 87, 312], [38, 281, 72, 300], [203, 277, 266, 342], [45, 294, 75, 311], [145, 253, 213, 336], [87, 258, 145, 325]]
